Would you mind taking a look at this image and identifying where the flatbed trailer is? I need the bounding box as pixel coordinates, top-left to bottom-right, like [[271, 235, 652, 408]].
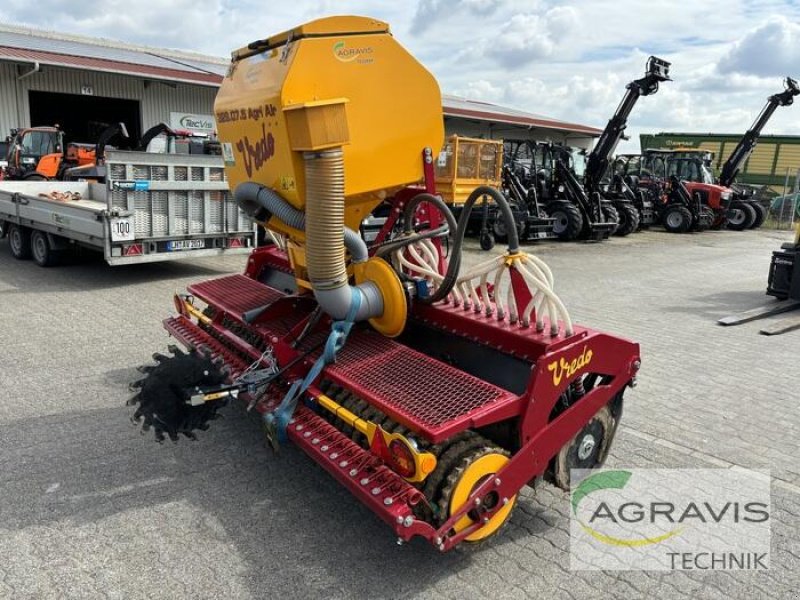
[[0, 150, 255, 266]]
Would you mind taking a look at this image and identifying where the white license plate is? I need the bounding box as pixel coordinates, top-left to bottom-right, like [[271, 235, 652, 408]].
[[167, 239, 206, 251], [109, 218, 135, 242]]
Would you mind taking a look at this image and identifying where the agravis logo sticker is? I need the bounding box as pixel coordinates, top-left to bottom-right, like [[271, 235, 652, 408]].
[[333, 40, 374, 63], [572, 470, 683, 547], [569, 468, 771, 571]]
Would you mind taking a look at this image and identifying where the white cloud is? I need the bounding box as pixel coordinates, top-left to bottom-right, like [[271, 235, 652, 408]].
[[717, 16, 800, 77], [3, 0, 800, 152]]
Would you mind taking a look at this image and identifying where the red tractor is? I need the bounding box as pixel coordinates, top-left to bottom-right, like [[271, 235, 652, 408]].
[[129, 16, 640, 550]]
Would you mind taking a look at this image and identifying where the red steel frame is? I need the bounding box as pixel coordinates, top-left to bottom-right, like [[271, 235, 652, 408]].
[[166, 179, 641, 551]]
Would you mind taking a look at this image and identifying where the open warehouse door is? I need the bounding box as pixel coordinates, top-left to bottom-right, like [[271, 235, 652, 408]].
[[28, 90, 140, 146]]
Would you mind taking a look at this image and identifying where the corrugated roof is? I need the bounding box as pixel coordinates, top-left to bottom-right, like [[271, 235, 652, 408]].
[[0, 24, 600, 135], [442, 94, 601, 136], [0, 24, 227, 85], [0, 45, 224, 86]]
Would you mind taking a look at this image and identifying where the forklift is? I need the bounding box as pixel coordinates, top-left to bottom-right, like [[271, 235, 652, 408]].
[[719, 216, 800, 335]]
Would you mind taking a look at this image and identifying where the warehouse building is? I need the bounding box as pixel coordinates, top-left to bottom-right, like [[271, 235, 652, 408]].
[[0, 24, 600, 148], [641, 132, 800, 194]]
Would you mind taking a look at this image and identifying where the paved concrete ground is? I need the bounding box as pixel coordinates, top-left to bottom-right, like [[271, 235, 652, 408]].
[[0, 228, 798, 599]]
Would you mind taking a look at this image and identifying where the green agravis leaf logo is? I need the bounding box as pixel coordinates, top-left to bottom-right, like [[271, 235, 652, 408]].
[[572, 470, 683, 547]]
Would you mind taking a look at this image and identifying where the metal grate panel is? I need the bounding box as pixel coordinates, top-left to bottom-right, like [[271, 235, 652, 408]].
[[174, 190, 189, 234], [151, 191, 169, 236], [188, 274, 284, 320], [326, 330, 514, 436], [189, 190, 204, 233]]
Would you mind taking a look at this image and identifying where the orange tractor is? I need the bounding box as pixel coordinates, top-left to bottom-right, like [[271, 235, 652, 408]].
[[3, 122, 128, 181]]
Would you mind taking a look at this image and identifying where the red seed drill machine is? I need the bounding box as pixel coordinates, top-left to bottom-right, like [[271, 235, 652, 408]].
[[129, 16, 641, 551]]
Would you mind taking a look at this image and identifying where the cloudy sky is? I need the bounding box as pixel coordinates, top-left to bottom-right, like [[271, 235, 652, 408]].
[[4, 0, 800, 151]]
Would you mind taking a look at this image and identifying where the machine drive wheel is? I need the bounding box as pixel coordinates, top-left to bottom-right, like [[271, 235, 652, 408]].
[[546, 201, 583, 241], [602, 204, 620, 236], [129, 346, 229, 443], [749, 202, 767, 229], [437, 445, 517, 543], [727, 202, 756, 231], [30, 230, 59, 267], [662, 205, 692, 233], [479, 232, 495, 251], [22, 173, 46, 181], [553, 405, 614, 491], [8, 225, 32, 259]]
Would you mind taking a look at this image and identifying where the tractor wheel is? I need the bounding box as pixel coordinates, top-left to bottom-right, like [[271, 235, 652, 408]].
[[22, 173, 46, 181], [437, 444, 517, 543], [602, 204, 620, 236], [662, 205, 692, 233], [479, 232, 495, 251], [612, 202, 639, 237], [30, 230, 59, 267], [727, 202, 756, 231], [128, 346, 229, 443], [546, 201, 583, 241], [492, 215, 526, 243], [8, 225, 32, 259], [749, 202, 767, 229], [552, 406, 614, 491]]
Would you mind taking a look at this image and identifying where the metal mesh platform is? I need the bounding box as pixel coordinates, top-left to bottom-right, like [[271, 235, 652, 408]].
[[188, 274, 283, 321], [326, 330, 516, 441]]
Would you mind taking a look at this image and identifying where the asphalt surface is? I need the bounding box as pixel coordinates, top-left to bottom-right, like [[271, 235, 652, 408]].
[[0, 228, 798, 599]]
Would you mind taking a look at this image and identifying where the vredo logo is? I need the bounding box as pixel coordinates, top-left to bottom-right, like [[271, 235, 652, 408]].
[[547, 345, 593, 386], [333, 40, 373, 62]]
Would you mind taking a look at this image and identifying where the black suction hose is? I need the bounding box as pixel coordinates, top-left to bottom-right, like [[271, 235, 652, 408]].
[[398, 188, 518, 304]]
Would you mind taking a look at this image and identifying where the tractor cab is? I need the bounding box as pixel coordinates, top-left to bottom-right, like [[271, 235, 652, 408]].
[[4, 126, 64, 180]]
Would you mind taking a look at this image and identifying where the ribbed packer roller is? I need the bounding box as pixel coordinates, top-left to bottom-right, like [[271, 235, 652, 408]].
[[129, 16, 641, 551]]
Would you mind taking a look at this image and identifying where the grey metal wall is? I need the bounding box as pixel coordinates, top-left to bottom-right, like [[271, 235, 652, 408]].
[[0, 62, 217, 137], [444, 117, 596, 150]]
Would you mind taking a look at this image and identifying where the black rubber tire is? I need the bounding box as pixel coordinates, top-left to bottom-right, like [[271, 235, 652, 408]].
[[30, 230, 59, 267], [546, 201, 583, 241], [662, 205, 693, 234], [552, 406, 614, 490], [0, 220, 5, 239], [22, 173, 46, 181], [8, 225, 32, 259], [727, 202, 756, 231], [602, 205, 620, 236], [612, 202, 640, 237], [479, 232, 495, 251], [492, 215, 526, 243], [749, 202, 767, 229]]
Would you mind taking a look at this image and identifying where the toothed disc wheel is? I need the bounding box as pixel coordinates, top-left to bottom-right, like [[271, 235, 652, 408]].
[[552, 405, 613, 491], [437, 446, 517, 543], [128, 347, 228, 442]]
